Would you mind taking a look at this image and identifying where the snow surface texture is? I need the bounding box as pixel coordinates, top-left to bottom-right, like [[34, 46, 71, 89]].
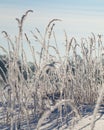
[[72, 114, 104, 130], [0, 100, 104, 130]]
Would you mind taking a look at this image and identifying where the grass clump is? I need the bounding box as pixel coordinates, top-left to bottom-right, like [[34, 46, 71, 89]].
[[0, 10, 104, 130]]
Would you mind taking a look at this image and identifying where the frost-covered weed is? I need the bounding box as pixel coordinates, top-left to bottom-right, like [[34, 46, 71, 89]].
[[0, 10, 104, 130]]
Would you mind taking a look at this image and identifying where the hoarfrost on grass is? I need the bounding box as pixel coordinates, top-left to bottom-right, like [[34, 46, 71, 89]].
[[0, 10, 104, 130]]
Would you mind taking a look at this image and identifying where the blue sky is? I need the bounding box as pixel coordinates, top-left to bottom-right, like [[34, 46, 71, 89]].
[[0, 0, 104, 60], [1, 0, 104, 36]]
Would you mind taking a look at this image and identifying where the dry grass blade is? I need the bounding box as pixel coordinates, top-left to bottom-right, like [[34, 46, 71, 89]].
[[24, 33, 30, 43], [35, 27, 43, 40], [48, 23, 55, 39], [2, 31, 8, 37], [24, 33, 38, 69], [2, 31, 15, 51], [21, 10, 33, 25], [53, 31, 62, 62], [16, 10, 33, 37], [0, 45, 8, 53], [45, 19, 62, 37], [47, 19, 61, 28], [91, 32, 96, 43]]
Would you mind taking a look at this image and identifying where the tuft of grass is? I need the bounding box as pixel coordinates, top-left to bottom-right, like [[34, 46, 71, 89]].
[[0, 10, 104, 130]]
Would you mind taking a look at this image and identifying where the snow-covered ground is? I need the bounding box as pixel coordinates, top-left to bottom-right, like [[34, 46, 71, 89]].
[[0, 100, 104, 130], [36, 104, 104, 130], [66, 105, 104, 130], [72, 114, 104, 130]]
